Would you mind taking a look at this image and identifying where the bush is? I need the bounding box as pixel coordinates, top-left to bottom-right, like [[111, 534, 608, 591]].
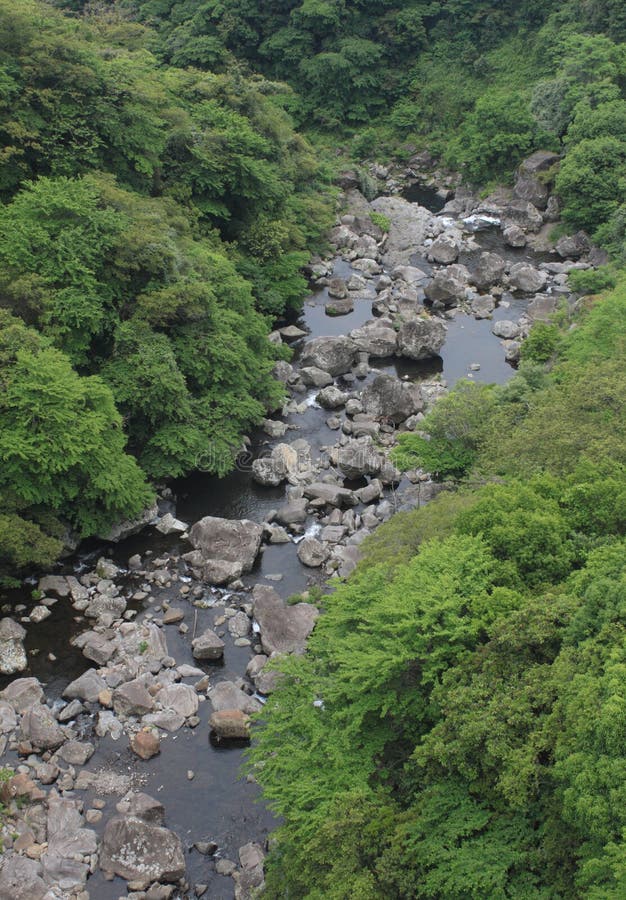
[[568, 266, 617, 294]]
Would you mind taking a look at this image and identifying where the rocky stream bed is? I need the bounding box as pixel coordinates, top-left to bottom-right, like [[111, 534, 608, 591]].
[[0, 155, 600, 900]]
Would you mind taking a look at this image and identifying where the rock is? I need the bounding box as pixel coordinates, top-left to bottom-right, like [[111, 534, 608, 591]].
[[120, 792, 166, 824], [155, 513, 189, 535], [327, 276, 347, 299], [131, 730, 161, 760], [334, 438, 383, 479], [297, 538, 329, 568], [100, 816, 185, 882], [351, 257, 382, 275], [514, 151, 560, 210], [1, 677, 44, 715], [300, 366, 333, 388], [397, 317, 446, 360], [0, 618, 27, 675], [279, 325, 307, 340], [81, 632, 117, 666], [63, 669, 107, 703], [0, 854, 47, 900], [502, 200, 543, 233], [320, 525, 347, 543], [361, 374, 423, 424], [528, 294, 559, 321], [390, 265, 428, 286], [350, 319, 398, 357], [356, 479, 383, 503], [113, 680, 155, 718], [85, 591, 126, 624], [252, 584, 319, 656], [162, 607, 184, 625], [492, 320, 521, 340], [428, 233, 459, 263], [316, 386, 348, 409], [252, 442, 300, 486], [472, 252, 506, 290], [58, 698, 84, 722], [188, 516, 263, 574], [191, 629, 225, 661], [424, 264, 470, 307], [101, 502, 159, 542], [274, 498, 308, 526], [300, 336, 357, 377], [370, 196, 430, 267], [209, 710, 251, 741], [239, 842, 265, 871], [208, 682, 261, 715], [470, 295, 496, 318], [544, 195, 561, 222], [302, 483, 358, 508], [508, 263, 547, 293], [556, 231, 591, 260], [57, 740, 95, 766], [38, 574, 71, 597], [502, 224, 527, 247], [261, 419, 288, 439], [0, 700, 17, 733], [326, 296, 354, 316], [202, 559, 243, 586], [157, 683, 199, 718], [503, 340, 522, 362], [20, 704, 66, 750]]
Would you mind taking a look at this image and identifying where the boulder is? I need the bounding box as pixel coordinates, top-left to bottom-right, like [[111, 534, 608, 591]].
[[208, 682, 261, 715], [157, 683, 198, 718], [202, 559, 243, 585], [350, 319, 398, 357], [57, 740, 95, 766], [100, 816, 185, 883], [472, 252, 506, 290], [63, 669, 107, 703], [0, 855, 47, 900], [252, 443, 301, 487], [471, 295, 496, 318], [502, 224, 527, 247], [0, 618, 27, 675], [300, 336, 357, 376], [514, 151, 560, 210], [101, 503, 159, 542], [302, 483, 358, 508], [327, 277, 347, 299], [555, 231, 591, 260], [131, 730, 161, 760], [428, 233, 459, 264], [113, 680, 155, 718], [155, 513, 188, 535], [502, 200, 543, 233], [274, 498, 308, 526], [262, 418, 289, 439], [508, 263, 547, 293], [391, 265, 428, 285], [123, 793, 165, 825], [493, 320, 521, 340], [424, 264, 470, 307], [334, 438, 383, 479], [252, 584, 319, 656], [20, 704, 66, 750], [326, 296, 354, 316], [37, 575, 71, 597], [300, 367, 333, 388], [188, 516, 263, 574], [397, 317, 446, 360], [369, 196, 431, 267], [316, 386, 348, 409], [209, 710, 251, 741], [191, 629, 224, 661], [361, 374, 423, 424], [297, 538, 329, 568]]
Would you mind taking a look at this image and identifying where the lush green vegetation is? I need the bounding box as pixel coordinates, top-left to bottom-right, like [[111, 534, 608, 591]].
[[249, 282, 626, 899]]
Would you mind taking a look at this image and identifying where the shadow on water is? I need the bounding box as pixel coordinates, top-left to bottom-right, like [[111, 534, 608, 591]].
[[400, 181, 448, 212]]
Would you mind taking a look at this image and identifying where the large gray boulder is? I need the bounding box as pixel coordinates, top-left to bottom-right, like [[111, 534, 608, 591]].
[[63, 669, 107, 703], [303, 483, 358, 508], [297, 538, 329, 568], [370, 196, 431, 267], [300, 366, 333, 388], [191, 628, 224, 661], [502, 200, 543, 233], [472, 252, 506, 291], [350, 320, 398, 357], [0, 618, 27, 675], [112, 680, 155, 717], [0, 855, 47, 900], [508, 263, 547, 293], [361, 374, 423, 424], [252, 585, 319, 656], [20, 704, 66, 750], [424, 264, 470, 307], [514, 150, 560, 210], [333, 438, 384, 480], [556, 231, 591, 260], [208, 682, 261, 714], [300, 336, 357, 376], [274, 498, 308, 526], [0, 677, 44, 712], [252, 443, 301, 487], [100, 816, 185, 883], [188, 516, 263, 574], [428, 233, 459, 264], [397, 317, 446, 360]]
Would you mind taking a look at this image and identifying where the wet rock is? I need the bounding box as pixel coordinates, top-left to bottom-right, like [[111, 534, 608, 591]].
[[297, 538, 329, 568], [156, 513, 189, 535], [334, 438, 383, 479], [1, 677, 43, 713], [37, 575, 71, 597], [101, 503, 159, 542], [266, 524, 291, 544], [252, 584, 319, 656], [350, 319, 398, 357], [503, 340, 522, 362], [300, 336, 357, 376], [131, 730, 161, 760], [113, 680, 155, 718], [316, 386, 348, 409], [428, 233, 459, 263], [326, 296, 354, 316], [0, 618, 27, 675], [361, 373, 423, 424], [228, 612, 250, 639], [261, 419, 288, 439], [20, 704, 66, 750], [157, 684, 199, 718], [492, 320, 521, 340], [100, 816, 185, 883], [327, 276, 347, 299], [397, 317, 446, 360], [502, 199, 544, 233], [208, 682, 261, 715], [303, 483, 358, 508], [57, 740, 95, 766], [188, 516, 263, 574], [300, 366, 333, 388], [209, 710, 251, 741], [472, 252, 506, 291], [508, 263, 547, 293], [191, 629, 225, 661], [471, 295, 496, 318], [63, 669, 107, 703], [424, 264, 470, 307]]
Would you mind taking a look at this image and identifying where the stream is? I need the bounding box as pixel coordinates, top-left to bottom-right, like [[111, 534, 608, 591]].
[[0, 182, 563, 899]]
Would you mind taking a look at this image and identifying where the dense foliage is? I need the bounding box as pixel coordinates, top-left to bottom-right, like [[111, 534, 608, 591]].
[[250, 284, 626, 899]]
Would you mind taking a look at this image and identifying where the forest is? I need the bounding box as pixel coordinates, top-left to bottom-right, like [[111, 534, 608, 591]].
[[0, 0, 625, 895]]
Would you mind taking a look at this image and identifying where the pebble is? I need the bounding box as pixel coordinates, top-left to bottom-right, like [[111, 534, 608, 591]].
[[187, 770, 195, 780], [86, 809, 102, 824]]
